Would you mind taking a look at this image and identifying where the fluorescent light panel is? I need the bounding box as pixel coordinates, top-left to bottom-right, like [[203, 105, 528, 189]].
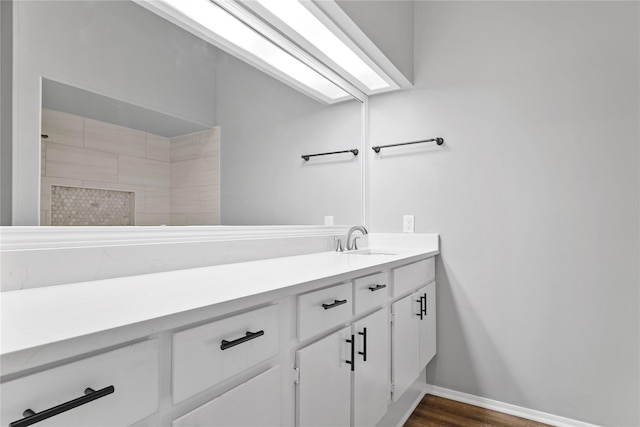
[[162, 0, 349, 101], [254, 0, 390, 92]]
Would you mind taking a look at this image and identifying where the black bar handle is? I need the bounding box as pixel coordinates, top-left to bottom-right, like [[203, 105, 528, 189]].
[[416, 296, 424, 320], [10, 386, 115, 427], [220, 330, 264, 350], [322, 299, 347, 310], [422, 293, 428, 316], [302, 149, 358, 161], [345, 335, 355, 371], [368, 284, 387, 292], [358, 328, 367, 362], [372, 137, 444, 153]]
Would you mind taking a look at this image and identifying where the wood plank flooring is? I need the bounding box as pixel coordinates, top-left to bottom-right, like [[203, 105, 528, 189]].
[[404, 395, 552, 427]]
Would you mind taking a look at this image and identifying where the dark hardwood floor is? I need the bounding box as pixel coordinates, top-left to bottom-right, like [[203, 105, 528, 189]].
[[404, 395, 552, 427]]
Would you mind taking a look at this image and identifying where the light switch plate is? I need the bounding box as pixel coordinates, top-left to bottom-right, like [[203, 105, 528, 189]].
[[324, 216, 334, 226], [403, 215, 415, 233]]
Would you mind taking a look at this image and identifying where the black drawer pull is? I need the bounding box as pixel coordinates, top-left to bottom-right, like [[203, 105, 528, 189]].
[[322, 299, 347, 310], [358, 328, 367, 362], [416, 295, 425, 320], [345, 334, 355, 371], [422, 293, 428, 316], [220, 330, 265, 350], [10, 385, 115, 427], [368, 284, 387, 292]]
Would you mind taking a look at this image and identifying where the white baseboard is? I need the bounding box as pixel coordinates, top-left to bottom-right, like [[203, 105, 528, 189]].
[[422, 384, 602, 427]]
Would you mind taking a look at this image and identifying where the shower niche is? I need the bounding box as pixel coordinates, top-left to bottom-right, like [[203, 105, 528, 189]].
[[50, 185, 135, 226]]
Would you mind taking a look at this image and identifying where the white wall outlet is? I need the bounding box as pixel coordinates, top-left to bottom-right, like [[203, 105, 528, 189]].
[[324, 216, 334, 226], [403, 215, 415, 233]]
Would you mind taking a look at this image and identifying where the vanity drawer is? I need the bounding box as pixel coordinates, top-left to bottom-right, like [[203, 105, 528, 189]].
[[298, 282, 352, 341], [354, 272, 390, 314], [172, 304, 279, 404], [0, 339, 159, 427], [393, 258, 435, 296], [172, 366, 281, 427]]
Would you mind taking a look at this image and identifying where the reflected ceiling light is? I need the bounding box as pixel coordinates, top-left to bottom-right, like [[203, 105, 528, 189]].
[[254, 0, 390, 92], [161, 0, 349, 102]]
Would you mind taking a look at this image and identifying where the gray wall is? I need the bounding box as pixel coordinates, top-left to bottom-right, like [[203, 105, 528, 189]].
[[368, 2, 639, 425], [217, 53, 362, 226], [1, 0, 12, 225], [11, 0, 218, 224]]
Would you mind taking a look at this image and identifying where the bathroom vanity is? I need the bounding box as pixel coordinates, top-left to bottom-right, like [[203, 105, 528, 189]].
[[0, 234, 438, 427]]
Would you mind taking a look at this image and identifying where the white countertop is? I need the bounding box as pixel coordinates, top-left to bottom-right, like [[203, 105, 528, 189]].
[[1, 233, 438, 375]]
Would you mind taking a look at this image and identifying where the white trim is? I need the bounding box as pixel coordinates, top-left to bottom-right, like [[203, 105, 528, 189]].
[[361, 98, 368, 229], [0, 225, 351, 251], [422, 384, 603, 427]]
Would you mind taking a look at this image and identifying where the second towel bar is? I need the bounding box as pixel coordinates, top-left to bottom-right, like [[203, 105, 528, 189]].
[[372, 137, 444, 153]]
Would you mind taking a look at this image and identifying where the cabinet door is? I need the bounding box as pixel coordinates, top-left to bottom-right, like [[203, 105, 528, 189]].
[[418, 282, 437, 370], [391, 293, 420, 402], [172, 367, 281, 427], [297, 326, 351, 427], [353, 309, 389, 427]]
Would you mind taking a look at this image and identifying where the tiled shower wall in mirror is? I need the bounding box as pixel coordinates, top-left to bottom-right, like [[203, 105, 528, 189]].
[[40, 109, 220, 226], [169, 127, 220, 226]]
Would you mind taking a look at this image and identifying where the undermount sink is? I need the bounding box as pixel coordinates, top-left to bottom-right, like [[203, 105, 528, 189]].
[[342, 249, 397, 256]]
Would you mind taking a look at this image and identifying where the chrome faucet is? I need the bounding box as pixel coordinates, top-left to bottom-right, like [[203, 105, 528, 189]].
[[346, 225, 368, 251]]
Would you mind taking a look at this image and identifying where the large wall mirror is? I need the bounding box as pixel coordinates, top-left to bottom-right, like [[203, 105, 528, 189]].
[[10, 0, 363, 226]]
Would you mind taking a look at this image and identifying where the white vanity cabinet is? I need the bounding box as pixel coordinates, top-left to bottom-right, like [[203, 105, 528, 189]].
[[0, 340, 159, 427], [391, 282, 437, 401], [2, 242, 439, 427]]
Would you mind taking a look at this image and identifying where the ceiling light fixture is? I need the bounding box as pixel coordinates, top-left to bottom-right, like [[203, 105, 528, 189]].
[[252, 0, 392, 92], [158, 0, 351, 103]]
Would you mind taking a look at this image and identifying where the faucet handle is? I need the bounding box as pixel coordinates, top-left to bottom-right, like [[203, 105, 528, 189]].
[[352, 237, 361, 250], [334, 238, 344, 252]]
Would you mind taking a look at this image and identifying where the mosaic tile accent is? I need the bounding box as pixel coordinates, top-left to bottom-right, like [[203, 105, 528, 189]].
[[50, 185, 135, 226]]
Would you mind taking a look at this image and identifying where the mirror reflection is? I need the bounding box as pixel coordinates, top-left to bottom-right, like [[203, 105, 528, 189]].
[[23, 0, 362, 226], [41, 78, 222, 226]]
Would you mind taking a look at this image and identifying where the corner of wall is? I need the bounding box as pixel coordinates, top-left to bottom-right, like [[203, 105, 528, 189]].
[[1, 0, 13, 225]]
